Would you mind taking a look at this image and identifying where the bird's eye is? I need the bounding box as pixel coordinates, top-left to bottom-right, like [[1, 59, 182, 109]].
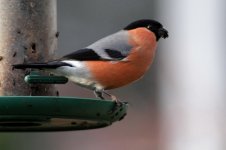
[[147, 25, 151, 29]]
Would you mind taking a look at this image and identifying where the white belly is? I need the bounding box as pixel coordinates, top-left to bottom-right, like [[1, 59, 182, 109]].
[[51, 60, 104, 90]]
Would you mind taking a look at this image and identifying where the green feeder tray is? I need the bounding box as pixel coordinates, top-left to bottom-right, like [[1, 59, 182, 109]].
[[0, 96, 127, 132], [0, 72, 128, 131]]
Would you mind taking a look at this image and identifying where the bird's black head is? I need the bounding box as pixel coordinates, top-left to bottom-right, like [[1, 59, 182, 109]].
[[124, 19, 169, 41]]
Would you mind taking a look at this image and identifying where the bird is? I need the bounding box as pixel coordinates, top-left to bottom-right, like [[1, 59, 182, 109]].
[[13, 19, 168, 104]]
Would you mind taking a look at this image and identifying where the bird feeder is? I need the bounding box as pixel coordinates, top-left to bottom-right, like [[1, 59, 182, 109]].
[[0, 0, 127, 131]]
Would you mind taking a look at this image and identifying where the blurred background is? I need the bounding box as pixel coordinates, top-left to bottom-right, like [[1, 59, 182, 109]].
[[1, 0, 226, 150]]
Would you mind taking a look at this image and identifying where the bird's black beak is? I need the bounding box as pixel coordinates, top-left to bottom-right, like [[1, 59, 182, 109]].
[[159, 28, 169, 39]]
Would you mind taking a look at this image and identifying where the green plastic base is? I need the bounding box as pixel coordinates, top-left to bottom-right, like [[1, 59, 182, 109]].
[[0, 96, 127, 132]]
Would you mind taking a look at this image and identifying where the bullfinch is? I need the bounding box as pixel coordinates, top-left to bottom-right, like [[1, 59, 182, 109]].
[[13, 19, 168, 103]]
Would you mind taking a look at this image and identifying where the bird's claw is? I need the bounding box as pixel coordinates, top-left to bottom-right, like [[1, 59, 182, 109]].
[[109, 98, 128, 114], [94, 89, 128, 114], [108, 100, 128, 115]]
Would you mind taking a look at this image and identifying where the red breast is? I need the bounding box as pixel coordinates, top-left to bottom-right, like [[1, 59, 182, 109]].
[[85, 28, 157, 89]]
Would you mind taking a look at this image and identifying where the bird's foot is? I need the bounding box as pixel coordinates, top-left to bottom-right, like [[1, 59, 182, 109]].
[[102, 91, 128, 114], [94, 89, 128, 114], [94, 90, 105, 100], [108, 94, 121, 105]]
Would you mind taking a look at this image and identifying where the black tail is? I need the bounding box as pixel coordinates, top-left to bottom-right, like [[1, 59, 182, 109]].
[[13, 61, 73, 69]]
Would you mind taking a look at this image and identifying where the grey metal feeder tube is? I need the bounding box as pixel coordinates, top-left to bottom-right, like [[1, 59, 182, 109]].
[[0, 0, 57, 95]]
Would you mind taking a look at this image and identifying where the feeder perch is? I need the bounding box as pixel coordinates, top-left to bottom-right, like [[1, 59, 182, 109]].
[[24, 72, 68, 84]]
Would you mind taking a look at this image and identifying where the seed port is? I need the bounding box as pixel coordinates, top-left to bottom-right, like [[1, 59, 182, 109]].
[[31, 43, 36, 53]]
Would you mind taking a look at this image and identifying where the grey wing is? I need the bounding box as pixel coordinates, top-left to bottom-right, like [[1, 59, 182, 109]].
[[86, 30, 132, 60]]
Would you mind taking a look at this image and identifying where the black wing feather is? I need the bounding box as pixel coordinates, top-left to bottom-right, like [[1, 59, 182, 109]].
[[62, 48, 125, 61], [62, 48, 101, 61], [13, 61, 72, 69], [104, 49, 126, 59]]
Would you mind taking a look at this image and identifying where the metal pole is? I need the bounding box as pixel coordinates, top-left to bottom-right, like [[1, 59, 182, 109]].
[[157, 0, 225, 150], [0, 0, 57, 95]]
